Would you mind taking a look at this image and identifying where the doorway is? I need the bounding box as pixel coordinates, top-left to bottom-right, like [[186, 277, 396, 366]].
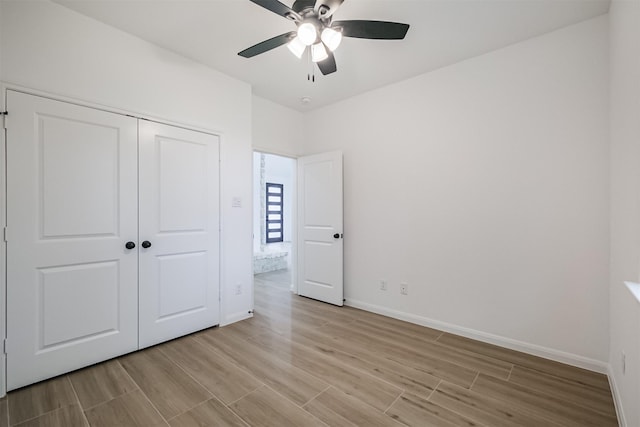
[[253, 152, 296, 293]]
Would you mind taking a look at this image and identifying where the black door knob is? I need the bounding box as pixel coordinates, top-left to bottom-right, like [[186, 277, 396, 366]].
[[125, 241, 135, 250], [333, 233, 340, 239], [141, 240, 152, 248]]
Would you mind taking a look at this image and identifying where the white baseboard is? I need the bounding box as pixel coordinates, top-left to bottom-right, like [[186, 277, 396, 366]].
[[221, 310, 253, 326], [344, 298, 609, 374], [607, 365, 626, 427]]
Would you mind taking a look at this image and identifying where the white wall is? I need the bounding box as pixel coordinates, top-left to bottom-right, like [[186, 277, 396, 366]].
[[608, 0, 640, 424], [303, 16, 610, 367], [252, 95, 304, 158], [0, 0, 254, 334]]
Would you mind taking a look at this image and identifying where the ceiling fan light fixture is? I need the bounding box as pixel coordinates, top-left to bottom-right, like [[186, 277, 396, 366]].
[[287, 36, 306, 59], [297, 22, 318, 46], [239, 0, 411, 78], [311, 42, 328, 63], [321, 27, 342, 52]]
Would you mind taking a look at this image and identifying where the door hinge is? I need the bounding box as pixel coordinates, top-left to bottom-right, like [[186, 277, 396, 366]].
[[1, 111, 7, 129], [3, 338, 7, 354], [3, 227, 7, 242]]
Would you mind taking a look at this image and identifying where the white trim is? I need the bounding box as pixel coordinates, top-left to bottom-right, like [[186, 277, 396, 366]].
[[0, 84, 6, 399], [344, 298, 609, 374], [216, 138, 223, 327], [1, 81, 225, 138], [607, 364, 627, 427]]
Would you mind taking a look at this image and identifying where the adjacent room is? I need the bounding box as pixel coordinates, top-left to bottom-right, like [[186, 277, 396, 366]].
[[0, 0, 638, 426]]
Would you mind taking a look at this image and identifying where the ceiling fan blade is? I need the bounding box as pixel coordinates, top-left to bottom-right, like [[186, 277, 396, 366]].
[[249, 0, 301, 21], [238, 31, 297, 58], [317, 51, 337, 75], [332, 20, 410, 39], [314, 0, 344, 19]]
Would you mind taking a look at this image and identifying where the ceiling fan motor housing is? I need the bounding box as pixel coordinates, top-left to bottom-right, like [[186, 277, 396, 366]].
[[292, 0, 317, 14]]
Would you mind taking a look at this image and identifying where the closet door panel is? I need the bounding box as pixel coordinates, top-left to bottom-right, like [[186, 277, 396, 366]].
[[138, 121, 220, 348], [6, 91, 139, 391]]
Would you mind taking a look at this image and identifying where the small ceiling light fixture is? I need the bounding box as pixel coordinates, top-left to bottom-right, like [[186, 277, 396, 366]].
[[311, 42, 328, 62], [297, 22, 318, 46], [287, 36, 306, 59], [301, 96, 312, 105], [320, 27, 342, 52]]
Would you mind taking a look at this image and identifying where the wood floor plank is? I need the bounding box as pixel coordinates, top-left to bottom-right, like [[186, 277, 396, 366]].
[[0, 397, 7, 427], [351, 320, 513, 380], [8, 376, 77, 425], [68, 360, 137, 410], [386, 392, 478, 427], [508, 365, 617, 417], [229, 386, 327, 427], [268, 324, 441, 400], [83, 390, 165, 427], [321, 322, 479, 388], [303, 386, 403, 427], [159, 336, 263, 404], [248, 330, 403, 411], [471, 373, 618, 427], [13, 404, 86, 427], [219, 316, 273, 339], [119, 346, 211, 420], [254, 299, 331, 330], [195, 328, 329, 406], [429, 380, 564, 427], [168, 398, 248, 427], [283, 296, 360, 325], [436, 333, 610, 390], [254, 270, 293, 287], [352, 313, 443, 342], [247, 311, 308, 338]]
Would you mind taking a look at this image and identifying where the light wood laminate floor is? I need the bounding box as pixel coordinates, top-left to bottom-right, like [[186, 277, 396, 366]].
[[2, 269, 619, 426]]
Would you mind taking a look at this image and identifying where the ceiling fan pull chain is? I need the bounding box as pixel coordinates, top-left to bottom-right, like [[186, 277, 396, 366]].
[[307, 49, 316, 83]]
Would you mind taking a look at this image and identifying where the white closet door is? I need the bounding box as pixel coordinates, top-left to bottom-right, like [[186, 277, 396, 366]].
[[138, 121, 220, 348], [6, 91, 139, 391]]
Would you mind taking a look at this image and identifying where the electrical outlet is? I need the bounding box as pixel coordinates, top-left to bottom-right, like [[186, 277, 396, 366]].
[[380, 279, 388, 291], [235, 283, 242, 295], [400, 282, 408, 295], [622, 352, 626, 375]]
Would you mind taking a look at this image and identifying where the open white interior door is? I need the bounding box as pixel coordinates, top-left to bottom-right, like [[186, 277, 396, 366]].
[[297, 151, 344, 306]]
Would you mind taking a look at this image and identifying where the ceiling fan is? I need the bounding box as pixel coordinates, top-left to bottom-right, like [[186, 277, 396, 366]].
[[238, 0, 410, 76]]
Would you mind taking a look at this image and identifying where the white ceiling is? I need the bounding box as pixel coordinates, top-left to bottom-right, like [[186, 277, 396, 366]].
[[54, 0, 610, 111]]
